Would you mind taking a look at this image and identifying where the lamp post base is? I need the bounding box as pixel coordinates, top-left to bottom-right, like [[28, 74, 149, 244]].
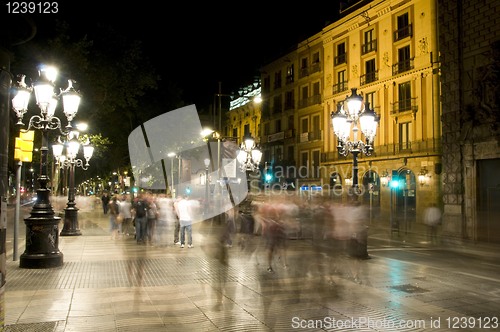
[[60, 206, 82, 236], [20, 214, 64, 268]]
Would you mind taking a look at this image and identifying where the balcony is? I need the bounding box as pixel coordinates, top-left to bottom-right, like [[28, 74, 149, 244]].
[[332, 81, 349, 95], [299, 130, 322, 143], [310, 62, 321, 74], [360, 71, 378, 85], [361, 39, 377, 54], [299, 67, 309, 79], [391, 98, 418, 115], [284, 100, 295, 111], [298, 94, 321, 109], [393, 24, 413, 42], [392, 58, 414, 75], [322, 138, 441, 162], [334, 53, 347, 66]]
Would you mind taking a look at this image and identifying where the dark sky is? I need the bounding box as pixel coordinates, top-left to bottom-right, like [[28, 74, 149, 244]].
[[5, 3, 341, 110]]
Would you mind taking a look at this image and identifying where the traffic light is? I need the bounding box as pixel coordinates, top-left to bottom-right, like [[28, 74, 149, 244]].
[[390, 170, 399, 189], [14, 130, 35, 162], [265, 173, 272, 183]]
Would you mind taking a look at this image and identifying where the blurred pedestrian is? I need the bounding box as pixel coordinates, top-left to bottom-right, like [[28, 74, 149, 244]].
[[223, 205, 236, 248], [146, 194, 159, 245], [101, 192, 110, 214], [119, 194, 133, 237], [132, 193, 148, 244], [108, 196, 120, 240], [174, 195, 199, 248], [259, 201, 288, 273], [424, 203, 442, 244]]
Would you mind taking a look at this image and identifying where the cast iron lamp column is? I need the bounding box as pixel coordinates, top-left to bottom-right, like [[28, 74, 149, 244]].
[[236, 134, 262, 191], [331, 88, 379, 199], [11, 66, 81, 268], [52, 130, 94, 236], [204, 158, 210, 214]]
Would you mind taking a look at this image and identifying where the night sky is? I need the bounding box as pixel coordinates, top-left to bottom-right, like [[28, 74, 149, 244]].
[[4, 3, 340, 110]]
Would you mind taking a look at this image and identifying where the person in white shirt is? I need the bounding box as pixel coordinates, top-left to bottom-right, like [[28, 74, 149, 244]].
[[174, 195, 200, 248], [119, 195, 133, 237]]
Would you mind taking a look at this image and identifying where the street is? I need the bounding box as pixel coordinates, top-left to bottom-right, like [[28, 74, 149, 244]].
[[4, 201, 500, 331]]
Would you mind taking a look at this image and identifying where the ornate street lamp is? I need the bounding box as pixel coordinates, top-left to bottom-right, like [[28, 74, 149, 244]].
[[331, 88, 379, 197], [11, 66, 82, 268], [237, 134, 262, 172], [204, 158, 210, 212], [52, 129, 94, 236]]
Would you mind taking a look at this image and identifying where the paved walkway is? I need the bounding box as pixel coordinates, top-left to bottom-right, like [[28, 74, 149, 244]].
[[4, 208, 500, 331]]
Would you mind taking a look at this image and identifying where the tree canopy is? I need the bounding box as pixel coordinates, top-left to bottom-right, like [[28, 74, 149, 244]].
[[9, 19, 185, 184]]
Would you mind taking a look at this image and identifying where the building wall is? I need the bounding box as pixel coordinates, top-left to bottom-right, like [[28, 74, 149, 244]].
[[321, 0, 441, 220], [438, 0, 500, 242]]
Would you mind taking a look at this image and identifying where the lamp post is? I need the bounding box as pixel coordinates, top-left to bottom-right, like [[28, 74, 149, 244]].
[[11, 66, 82, 268], [331, 88, 379, 199], [204, 158, 210, 213], [167, 152, 176, 198], [52, 129, 94, 236], [236, 134, 262, 192]]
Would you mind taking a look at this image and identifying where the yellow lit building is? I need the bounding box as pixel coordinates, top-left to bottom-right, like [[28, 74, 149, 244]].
[[322, 0, 441, 223], [258, 0, 441, 225]]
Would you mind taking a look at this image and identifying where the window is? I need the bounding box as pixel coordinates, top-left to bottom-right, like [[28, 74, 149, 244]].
[[313, 82, 320, 96], [274, 71, 282, 89], [300, 58, 309, 78], [398, 46, 411, 72], [301, 86, 308, 100], [285, 90, 294, 110], [312, 150, 320, 178], [362, 29, 376, 54], [335, 42, 347, 65], [272, 95, 282, 114], [286, 64, 294, 84], [288, 115, 294, 130], [334, 70, 347, 94], [365, 91, 375, 109], [365, 59, 376, 83], [275, 119, 281, 133], [301, 118, 308, 134], [287, 146, 294, 162], [233, 127, 238, 138], [312, 115, 321, 140], [264, 122, 270, 135], [399, 122, 412, 150], [301, 57, 308, 69], [394, 12, 412, 41], [243, 124, 250, 137], [312, 52, 320, 63], [301, 151, 308, 169], [398, 81, 412, 111]]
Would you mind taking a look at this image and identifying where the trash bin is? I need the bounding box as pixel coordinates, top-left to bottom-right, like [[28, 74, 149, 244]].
[[348, 226, 369, 259], [239, 212, 254, 234]]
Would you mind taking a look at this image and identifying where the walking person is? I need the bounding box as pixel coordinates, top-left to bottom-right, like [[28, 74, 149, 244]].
[[174, 195, 199, 248], [132, 193, 148, 244], [108, 196, 120, 240], [423, 203, 442, 244], [101, 192, 110, 214], [146, 194, 159, 245], [119, 194, 134, 237], [223, 205, 236, 248]]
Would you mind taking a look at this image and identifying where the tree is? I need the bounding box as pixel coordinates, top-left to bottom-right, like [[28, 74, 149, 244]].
[[9, 19, 184, 183]]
